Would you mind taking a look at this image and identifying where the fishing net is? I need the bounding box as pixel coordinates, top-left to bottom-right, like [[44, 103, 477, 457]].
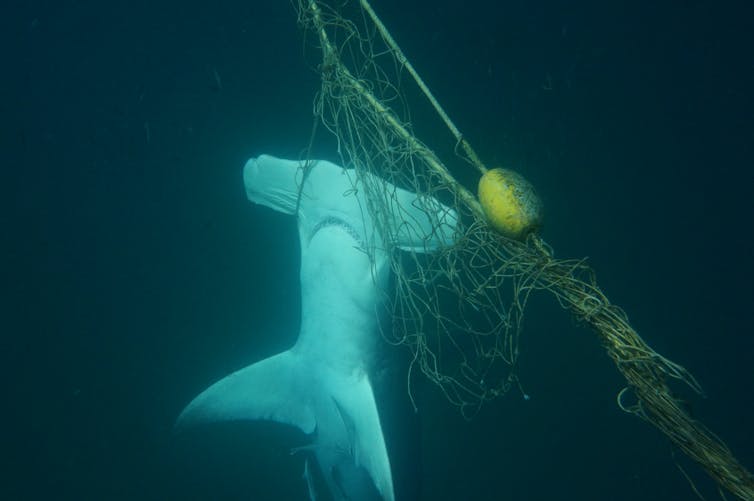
[[294, 1, 754, 498], [297, 0, 534, 413]]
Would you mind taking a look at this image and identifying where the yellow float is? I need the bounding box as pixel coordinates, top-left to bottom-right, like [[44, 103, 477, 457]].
[[478, 168, 542, 239]]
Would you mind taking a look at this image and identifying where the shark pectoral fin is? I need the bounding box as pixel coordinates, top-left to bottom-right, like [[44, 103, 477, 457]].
[[329, 374, 395, 501], [176, 350, 316, 435]]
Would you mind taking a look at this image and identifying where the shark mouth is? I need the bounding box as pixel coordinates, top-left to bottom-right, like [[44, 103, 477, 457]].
[[310, 216, 367, 250]]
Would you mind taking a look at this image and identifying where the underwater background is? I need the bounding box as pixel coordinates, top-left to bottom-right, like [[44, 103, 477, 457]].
[[5, 0, 752, 499]]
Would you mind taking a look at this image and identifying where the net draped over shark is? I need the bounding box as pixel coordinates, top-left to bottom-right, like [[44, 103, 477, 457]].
[[176, 154, 458, 500]]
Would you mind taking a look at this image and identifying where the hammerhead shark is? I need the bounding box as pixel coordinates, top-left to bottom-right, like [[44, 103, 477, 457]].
[[176, 154, 457, 500]]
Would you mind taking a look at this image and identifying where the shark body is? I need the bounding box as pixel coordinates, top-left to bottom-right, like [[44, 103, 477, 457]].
[[177, 155, 457, 500]]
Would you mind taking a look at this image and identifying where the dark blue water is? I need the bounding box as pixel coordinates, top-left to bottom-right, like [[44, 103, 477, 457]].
[[6, 0, 752, 499]]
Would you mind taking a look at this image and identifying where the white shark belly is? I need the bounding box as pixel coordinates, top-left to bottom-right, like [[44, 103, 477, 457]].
[[296, 221, 388, 363], [177, 155, 459, 501]]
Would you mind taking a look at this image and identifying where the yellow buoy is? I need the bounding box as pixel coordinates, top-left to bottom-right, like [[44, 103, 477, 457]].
[[478, 168, 542, 239]]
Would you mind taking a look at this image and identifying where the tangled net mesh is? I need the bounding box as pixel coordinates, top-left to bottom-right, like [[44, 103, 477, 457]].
[[298, 0, 536, 412], [295, 1, 754, 498]]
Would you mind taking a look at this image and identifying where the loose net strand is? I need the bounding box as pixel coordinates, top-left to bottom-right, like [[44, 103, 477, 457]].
[[295, 1, 754, 498]]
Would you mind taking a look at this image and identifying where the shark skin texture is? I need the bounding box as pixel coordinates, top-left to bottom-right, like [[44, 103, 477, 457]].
[[176, 155, 457, 500]]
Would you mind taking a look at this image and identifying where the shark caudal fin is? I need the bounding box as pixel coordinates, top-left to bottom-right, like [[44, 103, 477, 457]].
[[176, 348, 395, 501]]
